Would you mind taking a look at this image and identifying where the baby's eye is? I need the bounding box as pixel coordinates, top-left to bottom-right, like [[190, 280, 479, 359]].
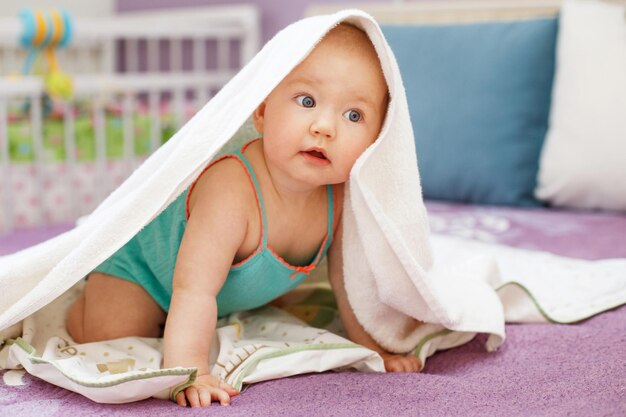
[[296, 95, 315, 108], [343, 109, 362, 123]]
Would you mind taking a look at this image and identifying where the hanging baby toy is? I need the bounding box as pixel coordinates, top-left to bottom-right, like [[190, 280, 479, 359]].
[[19, 8, 74, 111]]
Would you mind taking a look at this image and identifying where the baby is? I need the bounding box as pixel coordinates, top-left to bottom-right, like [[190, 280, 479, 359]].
[[66, 23, 421, 408]]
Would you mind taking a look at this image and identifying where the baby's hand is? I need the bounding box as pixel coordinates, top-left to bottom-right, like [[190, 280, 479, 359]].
[[381, 352, 422, 373], [175, 374, 239, 407]]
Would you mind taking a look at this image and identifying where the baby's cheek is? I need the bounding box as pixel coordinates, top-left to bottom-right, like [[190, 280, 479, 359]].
[[348, 150, 365, 168], [341, 160, 357, 180]]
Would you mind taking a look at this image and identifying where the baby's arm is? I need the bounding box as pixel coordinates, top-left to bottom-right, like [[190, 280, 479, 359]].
[[163, 161, 250, 407], [327, 216, 422, 373]]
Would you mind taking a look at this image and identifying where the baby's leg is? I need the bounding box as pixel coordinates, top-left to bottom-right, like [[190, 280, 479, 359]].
[[66, 272, 166, 343]]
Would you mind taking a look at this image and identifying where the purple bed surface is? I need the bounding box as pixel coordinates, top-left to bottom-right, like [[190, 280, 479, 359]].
[[1, 202, 625, 417]]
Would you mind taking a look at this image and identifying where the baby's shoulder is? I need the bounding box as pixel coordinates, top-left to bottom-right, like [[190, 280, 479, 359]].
[[195, 156, 251, 192], [187, 156, 255, 216]]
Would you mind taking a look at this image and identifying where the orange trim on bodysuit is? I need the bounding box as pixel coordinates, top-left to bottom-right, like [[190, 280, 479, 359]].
[[240, 138, 259, 153]]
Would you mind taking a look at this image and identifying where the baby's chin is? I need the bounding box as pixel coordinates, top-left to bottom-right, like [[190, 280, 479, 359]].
[[295, 172, 341, 188]]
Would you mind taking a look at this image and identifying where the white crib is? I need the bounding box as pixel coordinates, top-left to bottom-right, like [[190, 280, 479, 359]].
[[0, 5, 260, 234]]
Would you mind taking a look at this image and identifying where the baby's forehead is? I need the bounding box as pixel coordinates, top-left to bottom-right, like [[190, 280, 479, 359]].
[[310, 25, 386, 82], [317, 23, 375, 54], [305, 26, 382, 70]]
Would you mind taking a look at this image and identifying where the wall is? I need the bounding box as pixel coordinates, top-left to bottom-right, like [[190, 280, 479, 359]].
[[116, 0, 394, 43]]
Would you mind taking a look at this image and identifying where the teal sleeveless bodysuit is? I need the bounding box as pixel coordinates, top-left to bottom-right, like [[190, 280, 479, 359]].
[[92, 140, 335, 318]]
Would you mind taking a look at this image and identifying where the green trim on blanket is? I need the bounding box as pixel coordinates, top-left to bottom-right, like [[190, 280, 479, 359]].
[[412, 329, 453, 358], [496, 282, 557, 323], [11, 337, 197, 389], [3, 337, 35, 354], [7, 337, 377, 399], [497, 281, 626, 324], [13, 338, 36, 354], [169, 371, 198, 402], [233, 343, 369, 390]]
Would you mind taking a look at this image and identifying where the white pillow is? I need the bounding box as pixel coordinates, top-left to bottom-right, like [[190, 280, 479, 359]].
[[535, 0, 626, 211]]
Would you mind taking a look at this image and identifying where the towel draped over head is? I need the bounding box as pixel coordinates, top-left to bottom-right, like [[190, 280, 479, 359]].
[[0, 10, 506, 353]]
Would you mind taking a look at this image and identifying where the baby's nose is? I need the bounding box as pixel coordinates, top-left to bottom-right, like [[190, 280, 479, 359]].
[[310, 113, 335, 139]]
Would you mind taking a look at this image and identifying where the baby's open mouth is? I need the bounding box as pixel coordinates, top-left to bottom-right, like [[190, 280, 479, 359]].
[[306, 150, 327, 160], [301, 147, 330, 165]]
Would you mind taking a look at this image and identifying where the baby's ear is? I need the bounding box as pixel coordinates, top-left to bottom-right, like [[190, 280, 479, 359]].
[[252, 102, 266, 133]]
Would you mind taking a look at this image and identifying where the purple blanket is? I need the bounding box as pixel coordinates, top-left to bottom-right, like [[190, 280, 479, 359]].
[[1, 202, 625, 416]]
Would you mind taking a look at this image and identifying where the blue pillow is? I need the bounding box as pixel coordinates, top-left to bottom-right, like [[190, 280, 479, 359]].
[[382, 18, 557, 206]]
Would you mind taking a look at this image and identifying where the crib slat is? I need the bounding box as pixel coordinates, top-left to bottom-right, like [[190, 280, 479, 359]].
[[66, 49, 78, 73], [0, 99, 8, 164], [173, 88, 185, 130], [62, 100, 78, 223], [196, 86, 208, 110], [171, 39, 183, 72], [122, 93, 136, 174], [241, 12, 261, 65], [192, 38, 208, 108], [0, 50, 7, 75], [147, 38, 159, 72], [193, 38, 206, 73], [217, 37, 230, 71], [126, 39, 139, 73], [77, 49, 92, 74], [101, 37, 115, 74], [149, 90, 162, 153], [4, 49, 18, 75], [93, 98, 108, 206], [88, 48, 100, 73], [30, 95, 45, 227], [0, 98, 13, 233]]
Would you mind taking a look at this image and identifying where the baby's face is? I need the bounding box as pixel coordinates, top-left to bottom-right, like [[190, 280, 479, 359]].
[[254, 26, 388, 186]]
